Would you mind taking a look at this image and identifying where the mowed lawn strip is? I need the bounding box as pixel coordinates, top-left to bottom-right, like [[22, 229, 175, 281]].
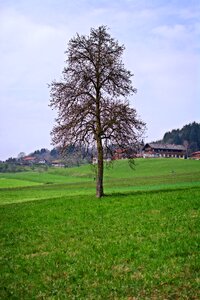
[[0, 171, 92, 185], [0, 178, 42, 188], [1, 188, 200, 299]]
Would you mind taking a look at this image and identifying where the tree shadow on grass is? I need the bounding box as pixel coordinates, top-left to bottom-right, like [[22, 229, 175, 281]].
[[103, 185, 200, 199]]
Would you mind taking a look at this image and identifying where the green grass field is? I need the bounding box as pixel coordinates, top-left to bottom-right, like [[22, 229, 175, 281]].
[[0, 158, 200, 299]]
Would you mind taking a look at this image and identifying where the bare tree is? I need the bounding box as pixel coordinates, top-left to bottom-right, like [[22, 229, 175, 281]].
[[49, 26, 145, 198]]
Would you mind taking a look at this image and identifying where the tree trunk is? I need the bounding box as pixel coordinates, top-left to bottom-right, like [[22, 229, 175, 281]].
[[96, 137, 104, 198]]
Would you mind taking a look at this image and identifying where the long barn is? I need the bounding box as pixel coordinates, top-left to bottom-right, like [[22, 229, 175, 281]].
[[143, 143, 186, 158]]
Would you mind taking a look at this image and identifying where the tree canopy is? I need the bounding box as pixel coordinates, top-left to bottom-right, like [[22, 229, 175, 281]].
[[49, 26, 145, 197]]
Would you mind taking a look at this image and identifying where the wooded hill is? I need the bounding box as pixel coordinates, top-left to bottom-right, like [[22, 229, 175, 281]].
[[159, 122, 200, 154]]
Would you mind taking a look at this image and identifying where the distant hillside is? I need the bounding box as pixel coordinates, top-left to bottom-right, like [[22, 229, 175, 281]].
[[160, 122, 200, 154]]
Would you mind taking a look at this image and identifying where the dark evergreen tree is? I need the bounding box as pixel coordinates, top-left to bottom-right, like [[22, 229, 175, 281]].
[[161, 122, 200, 154]]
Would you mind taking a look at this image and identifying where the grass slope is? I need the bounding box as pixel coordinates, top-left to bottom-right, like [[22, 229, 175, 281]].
[[0, 178, 42, 188], [0, 159, 199, 205], [0, 159, 200, 299]]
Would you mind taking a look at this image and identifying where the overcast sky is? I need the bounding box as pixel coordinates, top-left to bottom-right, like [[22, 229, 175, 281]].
[[0, 0, 199, 160]]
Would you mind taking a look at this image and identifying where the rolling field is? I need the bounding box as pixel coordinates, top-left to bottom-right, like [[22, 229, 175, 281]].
[[0, 158, 200, 299]]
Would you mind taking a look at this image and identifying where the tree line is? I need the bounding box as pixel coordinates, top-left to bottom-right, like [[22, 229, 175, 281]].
[[0, 146, 92, 173], [162, 122, 200, 154]]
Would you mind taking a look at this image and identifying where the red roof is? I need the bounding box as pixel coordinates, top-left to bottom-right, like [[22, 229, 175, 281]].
[[191, 151, 200, 157], [191, 151, 200, 155], [23, 156, 36, 161]]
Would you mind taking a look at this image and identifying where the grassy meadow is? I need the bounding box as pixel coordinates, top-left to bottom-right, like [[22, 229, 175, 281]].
[[0, 158, 200, 299]]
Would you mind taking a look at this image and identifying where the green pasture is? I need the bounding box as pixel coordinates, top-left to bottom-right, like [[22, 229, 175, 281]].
[[0, 158, 200, 299], [0, 158, 199, 205], [0, 178, 42, 189]]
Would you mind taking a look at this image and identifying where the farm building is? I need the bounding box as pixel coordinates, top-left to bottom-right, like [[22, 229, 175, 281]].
[[51, 160, 65, 167], [113, 148, 128, 160], [21, 156, 37, 165], [143, 143, 186, 158], [190, 151, 200, 160]]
